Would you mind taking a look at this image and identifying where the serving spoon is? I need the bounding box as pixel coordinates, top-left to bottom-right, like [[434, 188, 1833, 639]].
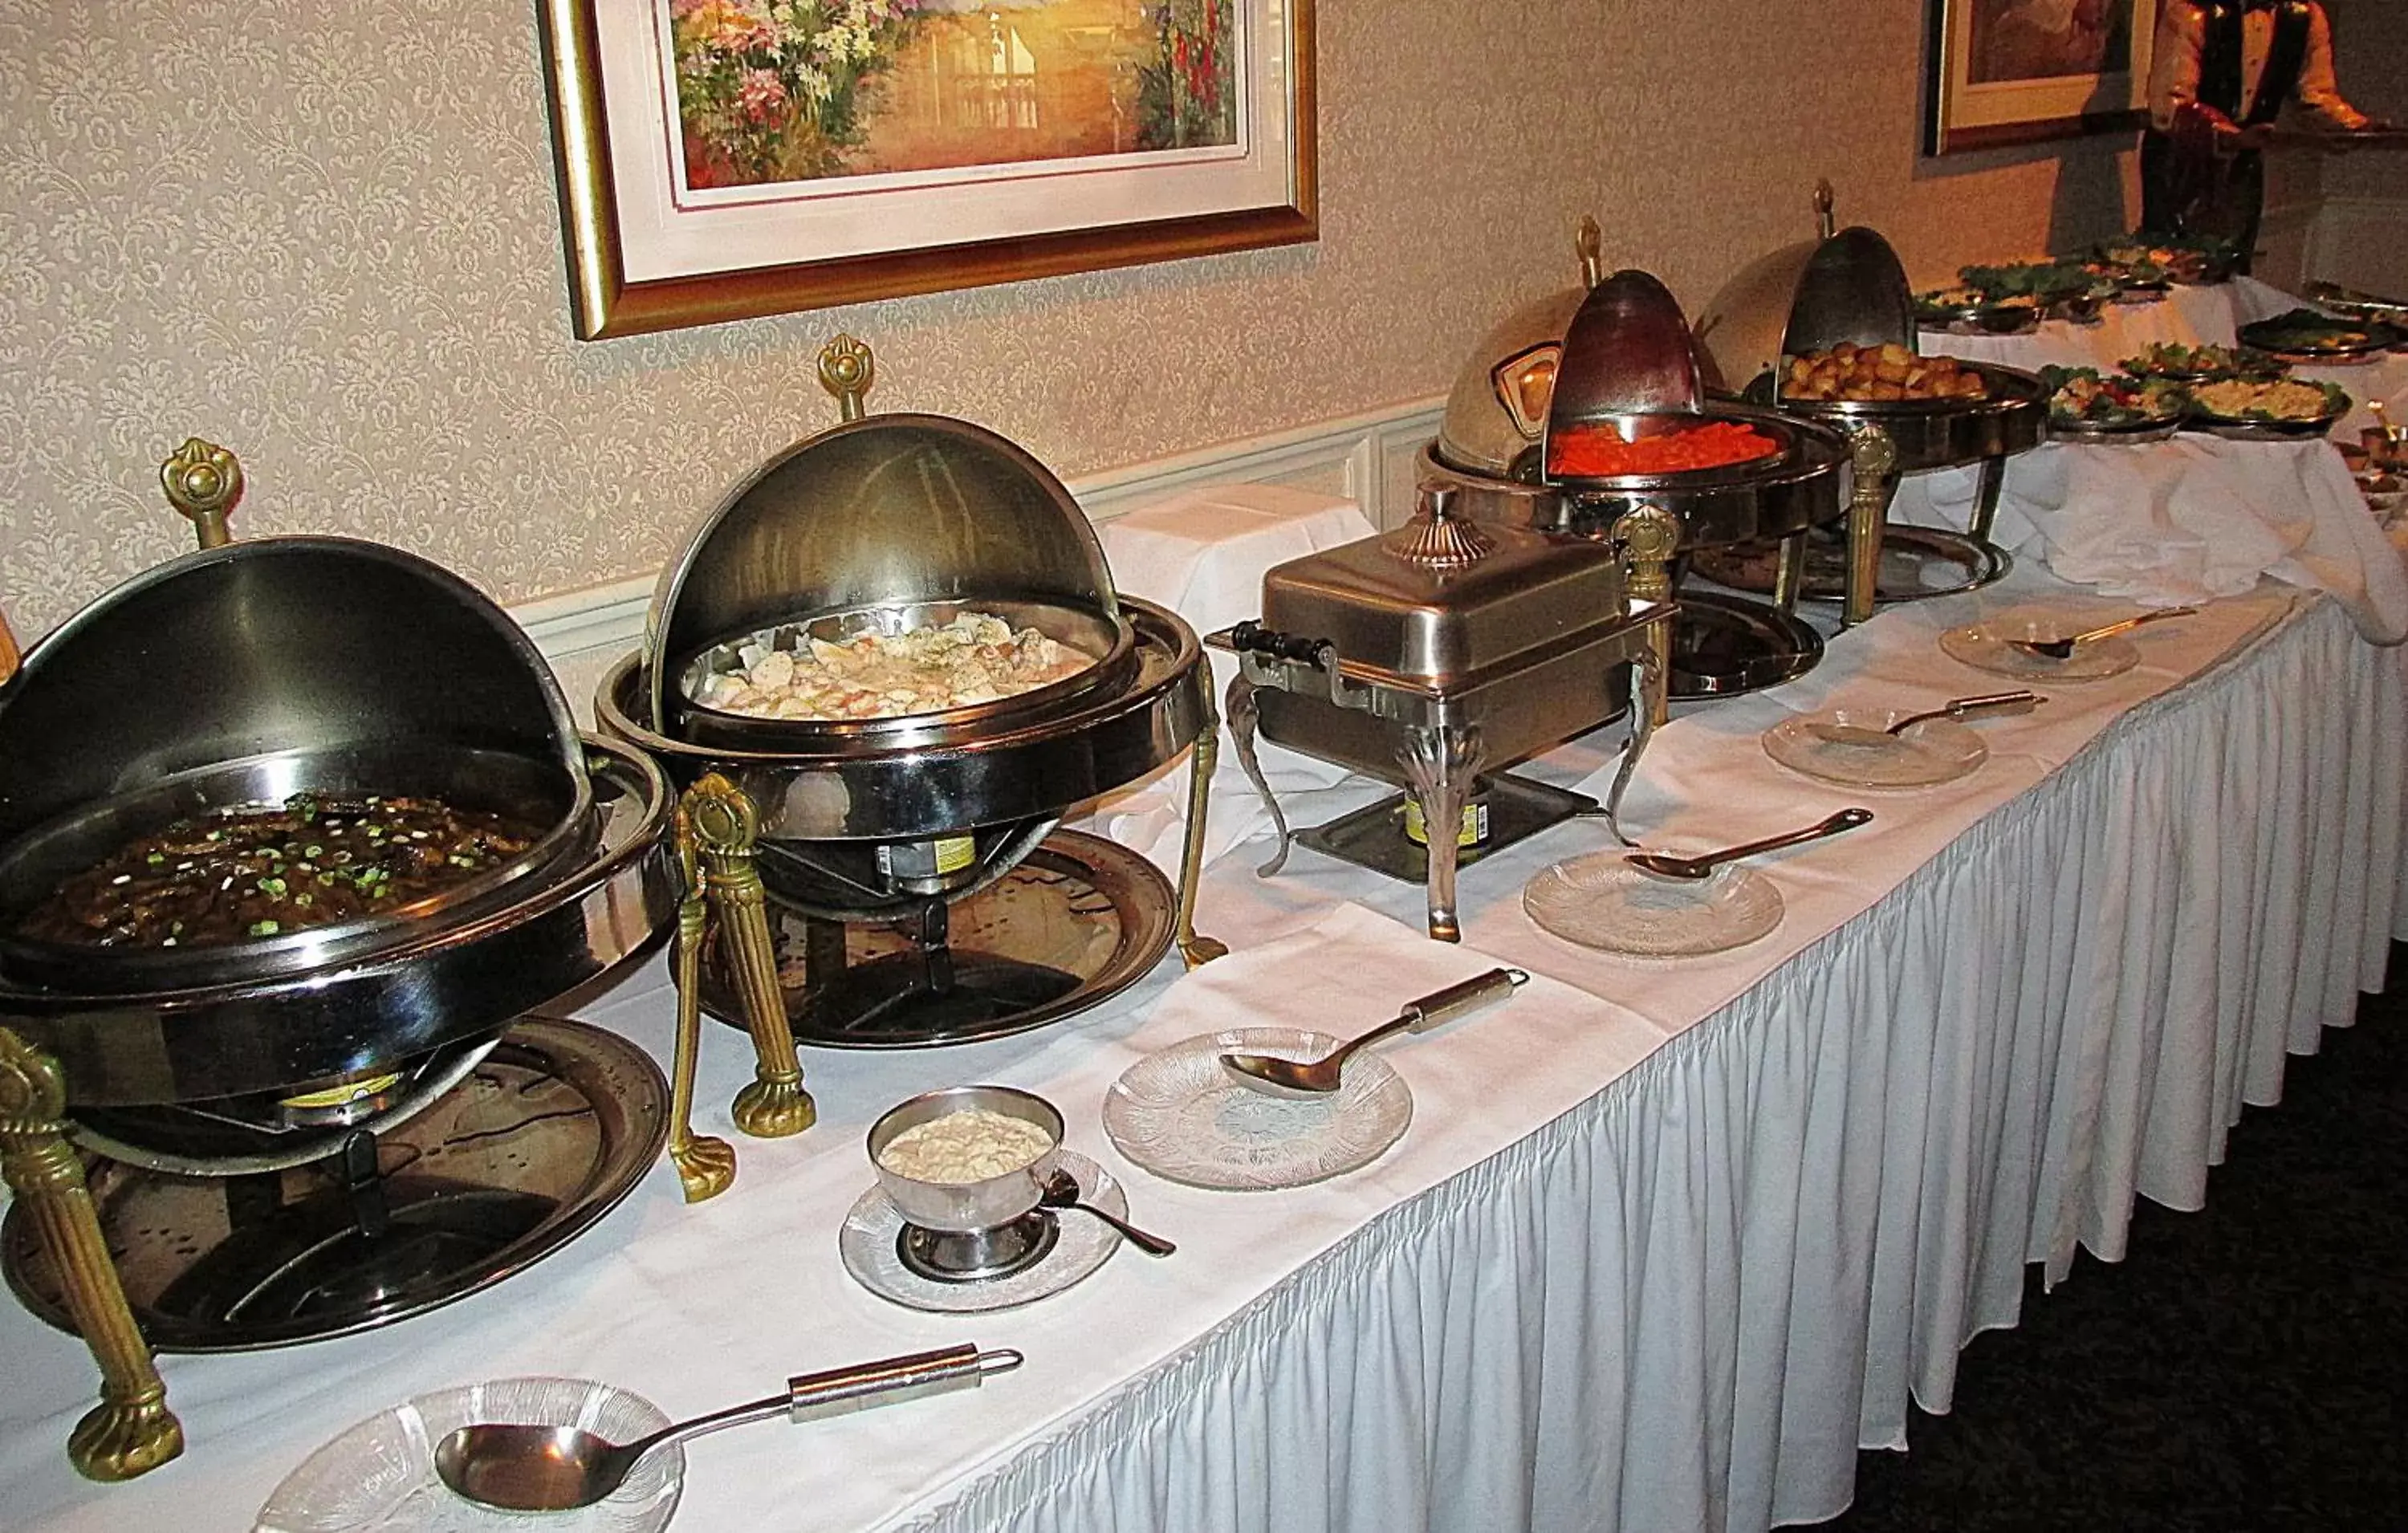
[[1220, 967, 1527, 1098], [2007, 606, 2195, 661], [433, 1344, 1023, 1512], [1625, 807, 1873, 881], [1807, 690, 2044, 748], [1039, 1168, 1176, 1256]]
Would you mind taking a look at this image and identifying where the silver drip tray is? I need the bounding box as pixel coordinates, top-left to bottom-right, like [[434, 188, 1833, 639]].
[[1668, 592, 1825, 698]]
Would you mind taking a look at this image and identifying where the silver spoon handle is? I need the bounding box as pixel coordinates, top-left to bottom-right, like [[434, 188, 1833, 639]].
[[1327, 966, 1528, 1071], [2068, 605, 2196, 645], [625, 1345, 1023, 1461], [1683, 807, 1873, 872], [1057, 1202, 1178, 1257], [787, 1344, 1023, 1423], [1885, 689, 2042, 734]]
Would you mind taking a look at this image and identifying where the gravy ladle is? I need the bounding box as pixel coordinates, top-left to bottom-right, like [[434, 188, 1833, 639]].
[[1625, 807, 1873, 881], [433, 1344, 1022, 1512], [1220, 968, 1527, 1098], [2008, 605, 2195, 661]]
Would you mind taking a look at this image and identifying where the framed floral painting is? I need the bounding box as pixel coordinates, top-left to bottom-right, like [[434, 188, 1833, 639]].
[[539, 1, 1317, 338], [1927, 0, 2160, 154]]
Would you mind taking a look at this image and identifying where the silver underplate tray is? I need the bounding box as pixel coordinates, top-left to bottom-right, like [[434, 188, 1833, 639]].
[[1689, 525, 2012, 607], [2, 1015, 667, 1352], [705, 829, 1175, 1047]]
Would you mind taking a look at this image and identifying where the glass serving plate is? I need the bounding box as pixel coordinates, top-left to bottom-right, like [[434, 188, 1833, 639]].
[[254, 1377, 681, 1533], [1521, 852, 1784, 958], [1762, 711, 1988, 790], [1939, 618, 2142, 681], [1104, 1029, 1413, 1192]]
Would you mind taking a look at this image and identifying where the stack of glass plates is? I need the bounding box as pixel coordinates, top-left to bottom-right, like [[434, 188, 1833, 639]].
[[1762, 710, 1987, 790], [1940, 617, 2141, 681], [256, 1377, 681, 1533], [1522, 852, 1784, 958], [1104, 1029, 1413, 1191]]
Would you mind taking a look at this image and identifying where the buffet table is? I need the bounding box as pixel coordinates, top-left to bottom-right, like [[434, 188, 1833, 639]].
[[3, 525, 2399, 1531], [1893, 279, 2408, 641]]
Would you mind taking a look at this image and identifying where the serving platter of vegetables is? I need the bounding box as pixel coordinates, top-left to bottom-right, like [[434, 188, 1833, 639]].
[[2038, 366, 2187, 443], [2182, 376, 2353, 441], [2235, 307, 2402, 364]]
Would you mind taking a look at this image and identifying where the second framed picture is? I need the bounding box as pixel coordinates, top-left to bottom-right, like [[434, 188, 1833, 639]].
[[1927, 0, 2161, 155], [541, 0, 1318, 339]]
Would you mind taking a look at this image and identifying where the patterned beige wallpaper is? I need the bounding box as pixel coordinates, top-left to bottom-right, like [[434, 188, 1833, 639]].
[[0, 1, 2131, 637]]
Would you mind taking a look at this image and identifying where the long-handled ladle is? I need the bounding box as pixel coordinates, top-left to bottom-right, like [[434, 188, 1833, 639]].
[[433, 1344, 1022, 1512]]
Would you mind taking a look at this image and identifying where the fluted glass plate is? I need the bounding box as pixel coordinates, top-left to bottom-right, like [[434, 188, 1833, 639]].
[[840, 1149, 1124, 1313], [1523, 853, 1784, 958], [1939, 618, 2140, 681], [1104, 1030, 1413, 1191], [254, 1377, 679, 1533], [1762, 711, 1987, 790]]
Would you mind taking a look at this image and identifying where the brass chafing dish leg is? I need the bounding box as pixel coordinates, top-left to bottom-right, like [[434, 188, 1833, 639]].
[[1601, 643, 1664, 848], [0, 1028, 184, 1481], [159, 438, 244, 551], [665, 804, 737, 1200], [1398, 724, 1485, 943], [1844, 425, 1899, 628], [1173, 686, 1230, 969], [1610, 503, 1681, 730], [687, 776, 816, 1139], [1222, 671, 1293, 876]]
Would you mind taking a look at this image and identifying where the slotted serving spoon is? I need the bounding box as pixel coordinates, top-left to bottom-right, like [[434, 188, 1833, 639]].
[[1807, 690, 2044, 748], [2007, 606, 2194, 661]]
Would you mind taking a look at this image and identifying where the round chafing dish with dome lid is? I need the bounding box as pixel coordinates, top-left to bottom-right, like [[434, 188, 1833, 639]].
[[595, 336, 1221, 1067], [0, 448, 679, 1482], [1418, 233, 1853, 700], [1693, 186, 2044, 618]]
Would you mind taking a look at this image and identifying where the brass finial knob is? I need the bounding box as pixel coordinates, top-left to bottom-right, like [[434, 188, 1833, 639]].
[[1814, 179, 1837, 241], [1576, 217, 1605, 290], [818, 335, 875, 423], [1390, 482, 1496, 569], [160, 439, 242, 550]]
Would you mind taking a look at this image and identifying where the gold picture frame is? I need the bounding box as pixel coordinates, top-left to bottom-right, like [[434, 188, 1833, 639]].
[[538, 1, 1318, 340], [1927, 0, 2160, 154]]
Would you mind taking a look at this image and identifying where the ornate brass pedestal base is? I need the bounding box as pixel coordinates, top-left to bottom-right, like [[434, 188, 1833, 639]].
[[0, 1028, 184, 1481], [687, 776, 816, 1140]]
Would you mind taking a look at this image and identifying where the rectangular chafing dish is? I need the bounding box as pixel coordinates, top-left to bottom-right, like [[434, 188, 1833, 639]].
[[1206, 486, 1676, 941]]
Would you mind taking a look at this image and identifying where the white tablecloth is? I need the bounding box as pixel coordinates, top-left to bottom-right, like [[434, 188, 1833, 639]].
[[1895, 279, 2408, 642], [5, 557, 2398, 1532]]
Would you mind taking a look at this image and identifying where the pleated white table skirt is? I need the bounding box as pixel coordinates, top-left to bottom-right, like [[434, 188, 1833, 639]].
[[902, 594, 2404, 1533], [2, 591, 2398, 1533]]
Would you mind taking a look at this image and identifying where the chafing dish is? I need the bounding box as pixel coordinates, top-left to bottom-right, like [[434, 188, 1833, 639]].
[[1422, 237, 1850, 700], [595, 337, 1220, 1068], [0, 448, 677, 1482], [1695, 193, 2042, 619], [1208, 482, 1675, 942]]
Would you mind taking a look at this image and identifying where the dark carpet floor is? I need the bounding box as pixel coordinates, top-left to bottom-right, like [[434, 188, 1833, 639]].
[[1819, 944, 2408, 1533]]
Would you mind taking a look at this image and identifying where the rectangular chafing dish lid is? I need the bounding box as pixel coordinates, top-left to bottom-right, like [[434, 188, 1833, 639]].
[[1259, 521, 1630, 686]]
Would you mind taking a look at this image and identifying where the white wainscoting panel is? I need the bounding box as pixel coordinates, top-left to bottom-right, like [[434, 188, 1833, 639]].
[[2306, 195, 2408, 298]]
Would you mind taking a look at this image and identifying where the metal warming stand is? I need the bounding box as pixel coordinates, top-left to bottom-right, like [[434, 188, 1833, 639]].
[[1209, 480, 1675, 942], [1694, 187, 2044, 621], [595, 340, 1224, 1179], [0, 445, 679, 1480], [1417, 231, 1857, 698]]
